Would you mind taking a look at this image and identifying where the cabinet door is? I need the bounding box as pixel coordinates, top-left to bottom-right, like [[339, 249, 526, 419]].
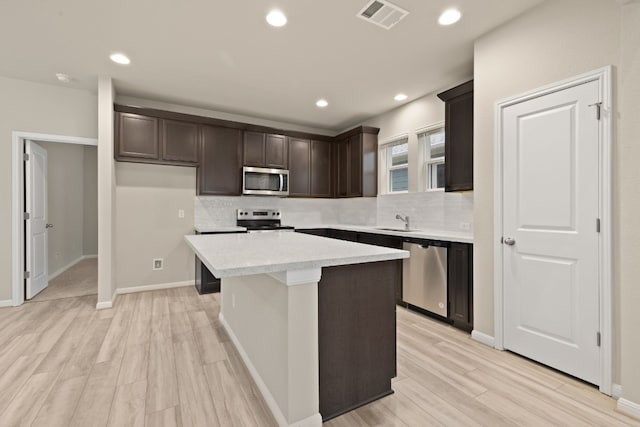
[[445, 91, 473, 191], [161, 119, 199, 164], [117, 113, 159, 160], [243, 131, 265, 167], [337, 139, 349, 197], [288, 138, 311, 197], [199, 125, 243, 195], [348, 135, 362, 197], [448, 242, 473, 331], [310, 140, 332, 197], [265, 134, 288, 169]]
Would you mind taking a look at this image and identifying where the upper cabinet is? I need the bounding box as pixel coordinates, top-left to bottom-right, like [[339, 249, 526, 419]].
[[438, 80, 474, 192], [116, 113, 159, 161], [114, 105, 379, 199], [198, 125, 243, 196], [243, 131, 288, 169], [334, 127, 379, 198], [115, 109, 198, 166]]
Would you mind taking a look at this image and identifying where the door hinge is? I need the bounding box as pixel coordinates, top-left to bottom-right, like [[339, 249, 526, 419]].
[[597, 332, 601, 347], [596, 218, 601, 233], [23, 152, 29, 162], [24, 271, 30, 279], [23, 212, 30, 220], [588, 102, 602, 120]]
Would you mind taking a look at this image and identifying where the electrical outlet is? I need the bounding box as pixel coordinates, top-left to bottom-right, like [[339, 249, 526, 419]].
[[153, 258, 163, 270], [459, 222, 471, 231], [178, 209, 185, 218]]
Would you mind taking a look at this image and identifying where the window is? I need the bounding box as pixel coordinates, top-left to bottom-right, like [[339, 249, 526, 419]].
[[419, 126, 445, 190], [379, 137, 409, 193]]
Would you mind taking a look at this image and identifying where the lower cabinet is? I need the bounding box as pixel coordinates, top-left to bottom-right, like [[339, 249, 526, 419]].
[[448, 242, 473, 331]]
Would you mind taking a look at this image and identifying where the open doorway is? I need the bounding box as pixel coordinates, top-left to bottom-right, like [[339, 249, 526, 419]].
[[11, 132, 98, 306], [25, 140, 98, 302]]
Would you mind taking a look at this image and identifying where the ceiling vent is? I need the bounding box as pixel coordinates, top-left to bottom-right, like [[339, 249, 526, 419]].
[[357, 0, 409, 30]]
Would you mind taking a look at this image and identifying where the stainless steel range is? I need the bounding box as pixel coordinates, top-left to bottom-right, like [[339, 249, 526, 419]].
[[236, 209, 294, 232]]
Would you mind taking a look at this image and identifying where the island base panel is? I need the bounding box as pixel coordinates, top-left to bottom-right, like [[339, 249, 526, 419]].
[[318, 260, 399, 421]]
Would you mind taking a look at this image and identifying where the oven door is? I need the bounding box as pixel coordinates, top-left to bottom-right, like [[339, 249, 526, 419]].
[[243, 167, 289, 196]]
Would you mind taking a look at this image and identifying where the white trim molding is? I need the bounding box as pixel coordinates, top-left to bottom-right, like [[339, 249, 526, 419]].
[[0, 300, 14, 308], [471, 330, 496, 348], [493, 66, 613, 394], [12, 131, 99, 307], [612, 384, 623, 399], [617, 398, 640, 420], [48, 254, 97, 282], [95, 300, 113, 310], [115, 280, 194, 295]]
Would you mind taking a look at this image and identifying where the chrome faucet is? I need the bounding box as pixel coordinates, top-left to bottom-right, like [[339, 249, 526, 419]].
[[396, 214, 410, 230]]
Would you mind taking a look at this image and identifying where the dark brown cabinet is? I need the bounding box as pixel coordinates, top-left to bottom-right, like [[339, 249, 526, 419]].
[[311, 140, 332, 197], [161, 119, 199, 164], [243, 131, 288, 169], [334, 127, 379, 198], [115, 111, 199, 166], [438, 80, 474, 192], [448, 242, 473, 331], [288, 137, 311, 197], [116, 113, 159, 160], [198, 125, 243, 195]]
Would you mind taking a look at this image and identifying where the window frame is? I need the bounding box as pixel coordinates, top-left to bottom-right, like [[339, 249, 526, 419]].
[[378, 134, 409, 195], [416, 122, 446, 192]]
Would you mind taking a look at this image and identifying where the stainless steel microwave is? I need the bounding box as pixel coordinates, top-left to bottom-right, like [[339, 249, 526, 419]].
[[242, 166, 289, 196]]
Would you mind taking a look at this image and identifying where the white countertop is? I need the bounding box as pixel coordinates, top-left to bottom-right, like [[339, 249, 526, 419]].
[[194, 225, 247, 233], [185, 232, 409, 278], [293, 224, 474, 244]]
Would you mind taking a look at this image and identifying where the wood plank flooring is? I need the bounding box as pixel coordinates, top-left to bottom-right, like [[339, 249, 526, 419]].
[[0, 286, 637, 426]]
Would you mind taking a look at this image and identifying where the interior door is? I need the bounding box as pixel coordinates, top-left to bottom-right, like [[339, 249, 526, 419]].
[[25, 140, 49, 299], [502, 79, 600, 385]]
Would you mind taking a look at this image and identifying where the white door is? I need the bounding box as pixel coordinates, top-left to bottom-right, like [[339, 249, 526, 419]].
[[25, 140, 49, 299], [502, 79, 600, 385]]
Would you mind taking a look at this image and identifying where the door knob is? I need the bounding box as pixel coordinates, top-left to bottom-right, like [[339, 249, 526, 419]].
[[504, 237, 515, 246], [45, 223, 54, 229]]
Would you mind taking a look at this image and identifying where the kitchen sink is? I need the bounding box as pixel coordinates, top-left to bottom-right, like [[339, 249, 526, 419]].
[[375, 227, 418, 232]]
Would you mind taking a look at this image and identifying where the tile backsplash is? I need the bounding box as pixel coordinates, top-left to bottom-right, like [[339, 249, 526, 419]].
[[195, 192, 472, 233]]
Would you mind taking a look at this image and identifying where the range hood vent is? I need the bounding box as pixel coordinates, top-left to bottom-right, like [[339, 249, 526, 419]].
[[357, 0, 409, 30]]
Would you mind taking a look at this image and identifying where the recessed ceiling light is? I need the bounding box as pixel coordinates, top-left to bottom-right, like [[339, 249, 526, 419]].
[[56, 73, 71, 83], [110, 53, 131, 65], [316, 99, 329, 108], [266, 10, 287, 27], [438, 8, 461, 26], [394, 93, 408, 101]]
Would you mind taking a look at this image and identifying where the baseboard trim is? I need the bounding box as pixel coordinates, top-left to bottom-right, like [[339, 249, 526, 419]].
[[95, 300, 113, 310], [613, 384, 623, 399], [0, 299, 14, 308], [219, 313, 322, 427], [115, 280, 194, 295], [471, 330, 495, 348], [618, 398, 640, 420], [49, 254, 96, 282]]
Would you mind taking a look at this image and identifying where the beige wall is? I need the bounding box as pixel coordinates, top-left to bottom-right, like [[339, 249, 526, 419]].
[[473, 0, 631, 391], [83, 145, 98, 255], [361, 92, 449, 193], [619, 1, 640, 406], [114, 162, 196, 289], [40, 142, 85, 275], [0, 76, 97, 302]]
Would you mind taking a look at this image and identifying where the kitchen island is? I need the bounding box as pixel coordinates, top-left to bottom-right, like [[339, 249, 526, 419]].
[[184, 232, 408, 427]]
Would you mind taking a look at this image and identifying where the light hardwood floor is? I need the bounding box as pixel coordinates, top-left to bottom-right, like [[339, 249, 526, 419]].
[[30, 258, 97, 302], [0, 286, 637, 427]]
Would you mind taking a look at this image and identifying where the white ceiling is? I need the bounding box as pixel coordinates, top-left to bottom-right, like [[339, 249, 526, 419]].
[[0, 0, 542, 132]]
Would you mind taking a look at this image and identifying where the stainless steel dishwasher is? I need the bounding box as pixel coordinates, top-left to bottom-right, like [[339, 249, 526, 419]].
[[402, 241, 448, 317]]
